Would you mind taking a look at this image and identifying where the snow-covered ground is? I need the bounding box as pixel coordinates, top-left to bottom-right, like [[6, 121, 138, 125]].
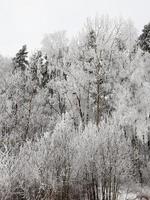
[[119, 192, 137, 200], [119, 187, 150, 200]]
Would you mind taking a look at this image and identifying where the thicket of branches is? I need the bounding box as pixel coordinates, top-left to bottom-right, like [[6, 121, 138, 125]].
[[0, 16, 150, 200]]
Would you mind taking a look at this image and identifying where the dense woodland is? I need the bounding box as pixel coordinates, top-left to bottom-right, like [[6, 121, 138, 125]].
[[1, 16, 150, 200]]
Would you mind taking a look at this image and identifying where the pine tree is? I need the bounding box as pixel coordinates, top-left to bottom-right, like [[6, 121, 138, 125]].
[[40, 54, 49, 88], [29, 50, 49, 89], [138, 22, 150, 53], [12, 45, 28, 72], [29, 51, 39, 82], [87, 29, 97, 50]]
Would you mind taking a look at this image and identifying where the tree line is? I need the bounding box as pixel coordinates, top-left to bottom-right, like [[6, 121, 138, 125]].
[[0, 16, 150, 200]]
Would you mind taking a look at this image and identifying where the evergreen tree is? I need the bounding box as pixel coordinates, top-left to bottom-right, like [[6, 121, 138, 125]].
[[40, 54, 49, 88], [138, 22, 150, 53], [87, 29, 97, 50], [29, 51, 39, 82], [12, 45, 28, 72]]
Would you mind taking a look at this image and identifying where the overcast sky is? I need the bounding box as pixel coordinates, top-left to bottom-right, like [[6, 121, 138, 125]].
[[0, 0, 149, 57]]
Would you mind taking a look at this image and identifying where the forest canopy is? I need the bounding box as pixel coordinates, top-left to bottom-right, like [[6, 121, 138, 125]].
[[0, 16, 150, 200]]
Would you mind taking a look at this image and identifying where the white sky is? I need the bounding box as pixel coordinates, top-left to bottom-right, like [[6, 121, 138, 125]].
[[0, 0, 149, 57]]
